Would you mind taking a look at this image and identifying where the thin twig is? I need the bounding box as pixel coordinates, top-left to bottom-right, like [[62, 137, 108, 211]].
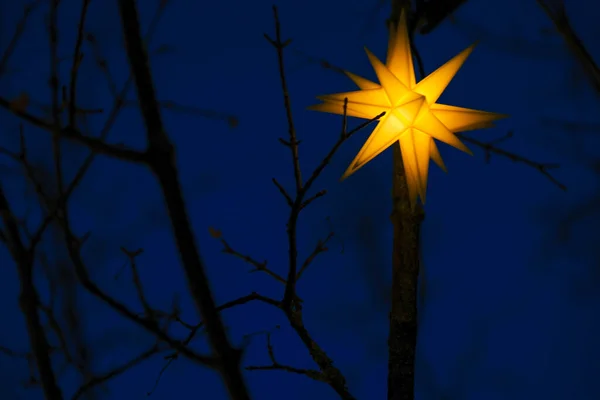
[[49, 0, 64, 198], [0, 105, 148, 162], [120, 247, 154, 318], [0, 345, 29, 359], [68, 0, 91, 127], [220, 238, 286, 284], [537, 0, 600, 93], [0, 1, 43, 77], [72, 345, 163, 400], [457, 132, 566, 190], [266, 7, 302, 194], [297, 232, 334, 280], [272, 178, 293, 206], [245, 330, 327, 382]]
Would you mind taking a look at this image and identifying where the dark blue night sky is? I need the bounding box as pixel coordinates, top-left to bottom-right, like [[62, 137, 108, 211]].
[[1, 0, 599, 399]]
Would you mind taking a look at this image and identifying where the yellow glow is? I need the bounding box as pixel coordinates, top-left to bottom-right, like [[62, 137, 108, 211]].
[[309, 12, 507, 206]]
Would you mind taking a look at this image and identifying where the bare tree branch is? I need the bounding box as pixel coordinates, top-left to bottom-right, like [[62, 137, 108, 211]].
[[0, 185, 63, 399], [115, 1, 250, 398], [206, 8, 387, 399], [457, 131, 566, 190]]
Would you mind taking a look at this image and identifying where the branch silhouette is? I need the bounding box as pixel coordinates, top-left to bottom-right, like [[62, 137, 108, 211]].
[[0, 0, 253, 398]]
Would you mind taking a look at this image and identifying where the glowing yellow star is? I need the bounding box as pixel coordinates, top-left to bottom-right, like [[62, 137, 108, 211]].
[[309, 12, 507, 206]]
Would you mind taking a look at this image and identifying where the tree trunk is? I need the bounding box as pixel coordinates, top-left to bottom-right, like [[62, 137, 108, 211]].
[[387, 2, 424, 400], [387, 145, 423, 400]]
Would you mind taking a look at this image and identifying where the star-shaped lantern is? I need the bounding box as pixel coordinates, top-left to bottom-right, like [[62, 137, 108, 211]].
[[309, 12, 507, 206]]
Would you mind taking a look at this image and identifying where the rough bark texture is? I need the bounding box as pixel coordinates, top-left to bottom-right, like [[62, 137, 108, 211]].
[[387, 144, 424, 400]]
